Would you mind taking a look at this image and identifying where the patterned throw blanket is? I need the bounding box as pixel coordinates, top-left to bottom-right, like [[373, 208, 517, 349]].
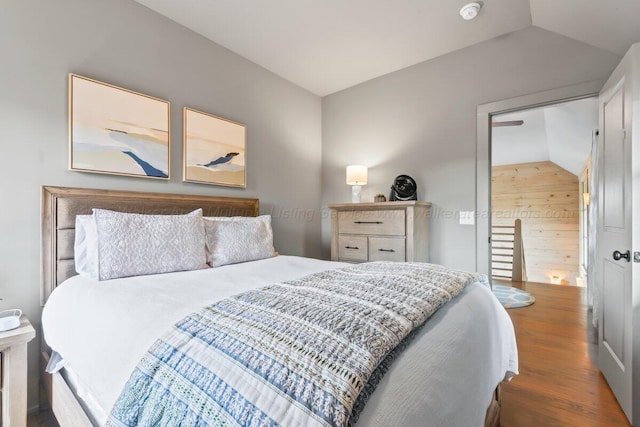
[[107, 262, 479, 427]]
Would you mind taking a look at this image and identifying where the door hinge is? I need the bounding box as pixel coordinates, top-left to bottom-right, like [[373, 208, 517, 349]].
[[623, 128, 627, 140]]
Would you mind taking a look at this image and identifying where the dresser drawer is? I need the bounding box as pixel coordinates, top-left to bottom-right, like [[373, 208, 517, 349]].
[[368, 237, 406, 262], [338, 235, 368, 261], [338, 210, 405, 236]]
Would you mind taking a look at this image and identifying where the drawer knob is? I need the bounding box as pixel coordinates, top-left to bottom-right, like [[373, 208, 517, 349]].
[[378, 248, 396, 253], [345, 246, 360, 250], [354, 221, 383, 224]]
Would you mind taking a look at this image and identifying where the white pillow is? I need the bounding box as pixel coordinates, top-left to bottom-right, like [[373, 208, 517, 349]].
[[74, 215, 99, 279], [93, 209, 207, 280], [204, 215, 276, 267]]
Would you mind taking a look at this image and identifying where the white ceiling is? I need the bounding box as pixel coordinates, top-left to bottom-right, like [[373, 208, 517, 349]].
[[491, 97, 598, 175], [134, 0, 640, 96], [530, 0, 640, 55]]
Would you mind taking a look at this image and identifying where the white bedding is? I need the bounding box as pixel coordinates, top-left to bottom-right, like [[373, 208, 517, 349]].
[[42, 256, 518, 426]]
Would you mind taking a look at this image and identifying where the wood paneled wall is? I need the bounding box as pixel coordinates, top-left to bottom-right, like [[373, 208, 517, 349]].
[[492, 161, 579, 285]]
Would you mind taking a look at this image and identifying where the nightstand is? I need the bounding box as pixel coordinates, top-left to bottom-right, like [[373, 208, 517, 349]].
[[0, 316, 36, 427], [329, 201, 431, 263]]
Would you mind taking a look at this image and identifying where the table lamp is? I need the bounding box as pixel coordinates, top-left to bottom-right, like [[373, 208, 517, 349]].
[[346, 165, 367, 203]]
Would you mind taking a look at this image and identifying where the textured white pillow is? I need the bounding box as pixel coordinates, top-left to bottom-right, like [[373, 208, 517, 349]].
[[93, 209, 207, 280], [204, 215, 276, 267], [74, 215, 99, 279]]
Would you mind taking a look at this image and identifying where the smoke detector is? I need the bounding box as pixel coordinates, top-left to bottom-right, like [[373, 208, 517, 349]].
[[460, 2, 482, 20]]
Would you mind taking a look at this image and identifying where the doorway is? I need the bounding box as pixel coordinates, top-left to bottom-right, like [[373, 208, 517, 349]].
[[475, 80, 603, 276], [490, 97, 598, 286], [477, 58, 639, 424]]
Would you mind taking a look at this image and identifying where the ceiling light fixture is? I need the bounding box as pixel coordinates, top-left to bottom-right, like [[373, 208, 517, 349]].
[[460, 2, 482, 21]]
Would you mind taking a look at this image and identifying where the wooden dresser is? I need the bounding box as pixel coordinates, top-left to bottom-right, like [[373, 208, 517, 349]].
[[329, 201, 431, 263]]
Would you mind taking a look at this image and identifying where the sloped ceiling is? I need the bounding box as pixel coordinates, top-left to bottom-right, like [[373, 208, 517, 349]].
[[530, 0, 640, 55], [133, 0, 640, 95], [491, 97, 598, 175]]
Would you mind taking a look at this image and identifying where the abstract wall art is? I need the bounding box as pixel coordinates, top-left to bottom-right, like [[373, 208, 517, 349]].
[[69, 74, 170, 179], [183, 107, 246, 188]]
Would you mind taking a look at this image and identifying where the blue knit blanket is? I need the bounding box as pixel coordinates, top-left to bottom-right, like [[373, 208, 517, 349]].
[[106, 262, 478, 427]]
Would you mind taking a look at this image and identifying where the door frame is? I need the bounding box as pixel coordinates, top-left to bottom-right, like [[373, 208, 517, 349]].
[[475, 80, 605, 275]]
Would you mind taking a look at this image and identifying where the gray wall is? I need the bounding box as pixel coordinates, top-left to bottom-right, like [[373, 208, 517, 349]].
[[0, 0, 628, 412], [321, 26, 621, 271], [0, 0, 321, 409]]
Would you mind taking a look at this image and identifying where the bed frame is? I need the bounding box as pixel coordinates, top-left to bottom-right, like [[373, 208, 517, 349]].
[[41, 186, 259, 305], [40, 186, 259, 426], [39, 185, 500, 427]]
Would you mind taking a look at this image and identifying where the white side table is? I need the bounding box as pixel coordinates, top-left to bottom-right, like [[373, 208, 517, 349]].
[[0, 316, 35, 427]]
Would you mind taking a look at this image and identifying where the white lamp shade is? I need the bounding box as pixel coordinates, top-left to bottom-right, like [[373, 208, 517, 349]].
[[346, 165, 368, 185]]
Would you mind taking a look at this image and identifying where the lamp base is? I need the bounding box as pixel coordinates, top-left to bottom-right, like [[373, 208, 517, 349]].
[[351, 185, 362, 203]]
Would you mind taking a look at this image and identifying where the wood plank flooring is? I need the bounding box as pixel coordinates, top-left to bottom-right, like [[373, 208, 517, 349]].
[[28, 281, 630, 426], [500, 281, 630, 427]]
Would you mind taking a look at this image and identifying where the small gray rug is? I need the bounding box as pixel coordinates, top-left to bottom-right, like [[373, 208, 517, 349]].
[[492, 284, 535, 309]]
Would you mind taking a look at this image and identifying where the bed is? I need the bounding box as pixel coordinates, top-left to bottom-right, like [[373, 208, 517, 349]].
[[39, 186, 518, 427]]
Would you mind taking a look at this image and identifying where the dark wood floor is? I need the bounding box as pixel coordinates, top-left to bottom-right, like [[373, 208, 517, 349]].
[[28, 281, 630, 427], [500, 281, 630, 427]]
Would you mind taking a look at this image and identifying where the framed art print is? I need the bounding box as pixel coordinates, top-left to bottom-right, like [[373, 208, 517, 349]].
[[183, 107, 246, 188], [69, 74, 170, 179]]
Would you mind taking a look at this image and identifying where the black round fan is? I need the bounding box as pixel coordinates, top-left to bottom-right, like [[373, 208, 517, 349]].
[[389, 175, 417, 201]]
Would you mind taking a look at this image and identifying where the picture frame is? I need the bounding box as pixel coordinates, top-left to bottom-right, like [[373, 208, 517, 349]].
[[183, 107, 247, 188], [69, 74, 170, 179]]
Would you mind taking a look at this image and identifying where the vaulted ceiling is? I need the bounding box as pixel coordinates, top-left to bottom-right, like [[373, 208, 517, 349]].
[[134, 0, 640, 96], [491, 97, 599, 176]]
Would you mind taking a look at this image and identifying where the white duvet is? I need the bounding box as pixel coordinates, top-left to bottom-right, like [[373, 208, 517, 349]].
[[42, 256, 518, 427]]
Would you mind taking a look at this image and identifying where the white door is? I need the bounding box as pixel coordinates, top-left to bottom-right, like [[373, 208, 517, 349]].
[[598, 78, 633, 421]]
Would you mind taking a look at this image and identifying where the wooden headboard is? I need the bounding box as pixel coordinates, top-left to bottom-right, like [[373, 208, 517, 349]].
[[41, 186, 259, 305]]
